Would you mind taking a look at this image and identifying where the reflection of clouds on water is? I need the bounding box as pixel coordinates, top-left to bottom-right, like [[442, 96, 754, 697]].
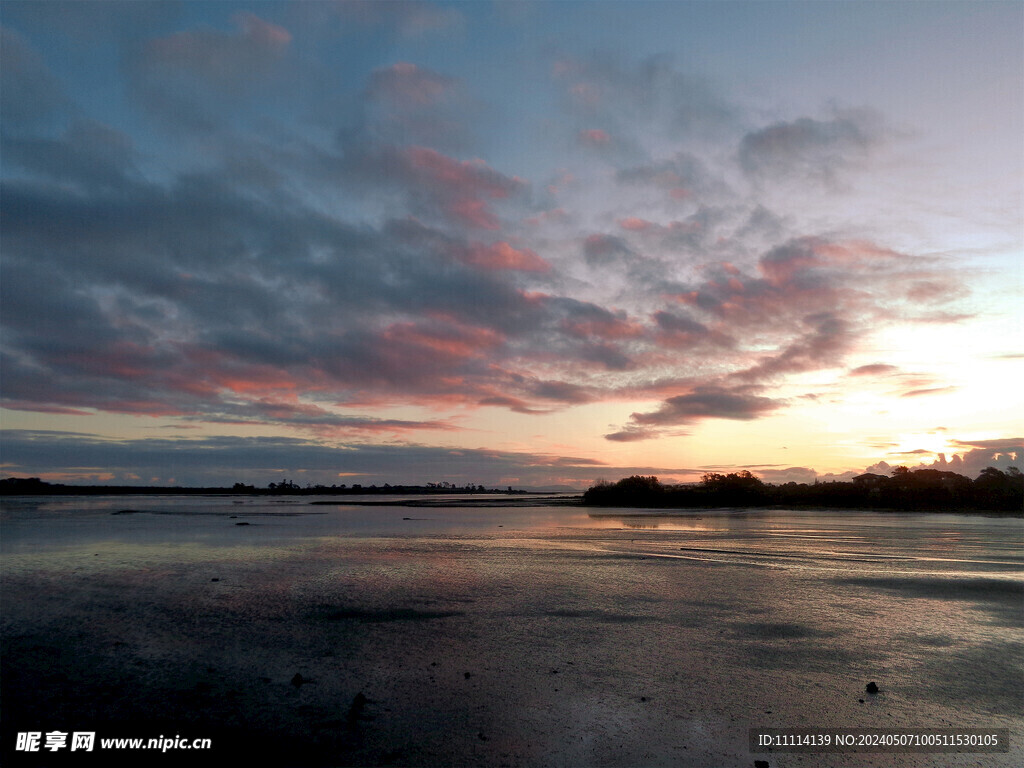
[[2, 500, 1022, 765], [834, 575, 1024, 627]]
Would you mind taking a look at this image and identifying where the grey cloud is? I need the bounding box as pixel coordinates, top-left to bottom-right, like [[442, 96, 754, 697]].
[[603, 426, 657, 442], [196, 402, 458, 435], [849, 363, 899, 377], [0, 430, 610, 488], [614, 152, 725, 202], [0, 26, 70, 127], [579, 344, 633, 371], [2, 429, 715, 488], [630, 386, 781, 426], [477, 396, 548, 415], [582, 234, 635, 266], [0, 131, 629, 420], [2, 121, 139, 190], [529, 380, 592, 404], [339, 143, 526, 231], [603, 384, 781, 442], [950, 438, 1024, 452], [899, 386, 957, 398], [652, 310, 709, 337], [734, 205, 786, 242], [739, 110, 882, 182], [754, 466, 820, 484], [558, 52, 738, 140], [732, 312, 851, 383], [344, 62, 482, 151], [2, 1, 180, 43], [124, 13, 297, 132], [909, 443, 1023, 478]]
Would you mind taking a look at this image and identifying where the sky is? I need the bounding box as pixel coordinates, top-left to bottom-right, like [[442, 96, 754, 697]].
[[1, 0, 1021, 489]]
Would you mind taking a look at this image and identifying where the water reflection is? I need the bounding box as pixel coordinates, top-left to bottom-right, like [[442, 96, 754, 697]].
[[3, 495, 1021, 582], [3, 493, 1022, 767]]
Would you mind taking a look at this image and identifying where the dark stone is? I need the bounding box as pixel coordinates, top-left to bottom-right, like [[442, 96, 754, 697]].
[[291, 673, 305, 688], [464, 672, 472, 679], [478, 732, 488, 741], [235, 522, 251, 526], [755, 761, 770, 768], [866, 681, 879, 694]]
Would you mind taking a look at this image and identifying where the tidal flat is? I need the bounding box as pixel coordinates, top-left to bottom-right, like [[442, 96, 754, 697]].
[[2, 495, 1022, 766]]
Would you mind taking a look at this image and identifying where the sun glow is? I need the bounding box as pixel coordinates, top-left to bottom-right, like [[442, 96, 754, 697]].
[[888, 432, 956, 462]]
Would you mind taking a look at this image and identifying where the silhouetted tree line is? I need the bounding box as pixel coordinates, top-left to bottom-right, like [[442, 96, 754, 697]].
[[582, 467, 1023, 512], [0, 477, 520, 496]]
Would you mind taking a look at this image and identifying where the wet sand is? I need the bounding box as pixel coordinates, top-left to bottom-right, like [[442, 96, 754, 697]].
[[2, 496, 1022, 766]]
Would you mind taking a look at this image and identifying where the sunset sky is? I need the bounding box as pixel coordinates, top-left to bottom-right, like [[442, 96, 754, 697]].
[[1, 1, 1021, 489]]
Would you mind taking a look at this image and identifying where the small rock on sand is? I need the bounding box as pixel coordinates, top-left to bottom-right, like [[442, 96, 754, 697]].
[[755, 761, 770, 768], [866, 681, 880, 694]]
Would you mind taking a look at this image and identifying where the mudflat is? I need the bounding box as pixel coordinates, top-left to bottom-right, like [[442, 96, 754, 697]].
[[2, 496, 1021, 766]]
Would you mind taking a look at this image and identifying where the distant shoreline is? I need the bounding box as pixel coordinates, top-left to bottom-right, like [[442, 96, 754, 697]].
[[0, 477, 544, 497], [1, 481, 1018, 516]]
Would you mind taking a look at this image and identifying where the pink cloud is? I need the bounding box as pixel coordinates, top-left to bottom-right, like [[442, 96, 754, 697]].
[[462, 241, 551, 272], [449, 198, 500, 230], [899, 386, 958, 398], [906, 280, 967, 303], [524, 207, 568, 227], [145, 13, 291, 81], [560, 314, 645, 341], [478, 395, 549, 415], [578, 128, 611, 146], [403, 146, 525, 229], [849, 363, 899, 377], [619, 217, 652, 231], [0, 402, 92, 416], [367, 62, 455, 106], [380, 319, 505, 364], [235, 13, 292, 48]]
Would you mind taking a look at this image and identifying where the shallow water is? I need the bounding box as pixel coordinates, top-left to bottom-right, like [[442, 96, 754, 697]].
[[2, 495, 1022, 766]]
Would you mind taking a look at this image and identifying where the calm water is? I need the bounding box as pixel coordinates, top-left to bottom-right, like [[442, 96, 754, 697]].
[[2, 494, 1021, 580], [2, 495, 1022, 766]]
